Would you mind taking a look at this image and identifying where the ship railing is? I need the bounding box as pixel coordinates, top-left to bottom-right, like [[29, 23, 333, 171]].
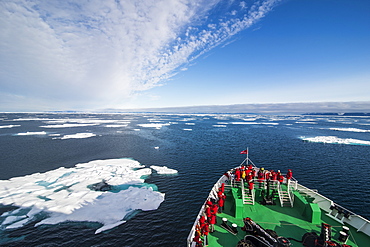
[[251, 184, 255, 205], [186, 173, 229, 247], [241, 178, 245, 202], [296, 182, 370, 237], [290, 176, 298, 190], [277, 182, 284, 207], [287, 180, 294, 207], [288, 178, 297, 206], [241, 178, 255, 205]]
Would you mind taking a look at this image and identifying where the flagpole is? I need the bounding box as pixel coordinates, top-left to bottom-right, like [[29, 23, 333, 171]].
[[247, 147, 249, 165]]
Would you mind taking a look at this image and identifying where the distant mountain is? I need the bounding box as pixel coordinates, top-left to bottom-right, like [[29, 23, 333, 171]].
[[304, 112, 370, 116], [101, 101, 370, 114]]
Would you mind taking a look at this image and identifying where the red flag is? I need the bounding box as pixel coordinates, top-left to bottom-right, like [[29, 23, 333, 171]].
[[240, 149, 248, 154]]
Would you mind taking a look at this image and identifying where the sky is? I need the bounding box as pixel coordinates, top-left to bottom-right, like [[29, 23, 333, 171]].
[[1, 0, 369, 112]]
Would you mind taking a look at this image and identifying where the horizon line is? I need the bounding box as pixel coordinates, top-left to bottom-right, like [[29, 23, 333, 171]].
[[2, 101, 370, 114]]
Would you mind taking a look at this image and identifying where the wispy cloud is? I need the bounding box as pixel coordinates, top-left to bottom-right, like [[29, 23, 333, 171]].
[[0, 0, 280, 111]]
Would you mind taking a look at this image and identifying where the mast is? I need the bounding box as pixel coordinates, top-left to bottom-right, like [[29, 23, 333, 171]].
[[247, 147, 249, 165]]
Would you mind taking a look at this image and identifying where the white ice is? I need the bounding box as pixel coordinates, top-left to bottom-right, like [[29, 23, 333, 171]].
[[12, 117, 131, 129], [104, 124, 128, 128], [41, 123, 98, 128], [16, 131, 47, 135], [300, 136, 370, 146], [150, 165, 178, 174], [295, 121, 317, 124], [137, 123, 170, 129], [213, 125, 227, 127], [57, 133, 96, 139], [42, 119, 128, 125], [0, 158, 165, 233], [231, 122, 256, 125], [329, 128, 370, 133], [230, 122, 279, 125], [0, 125, 21, 128]]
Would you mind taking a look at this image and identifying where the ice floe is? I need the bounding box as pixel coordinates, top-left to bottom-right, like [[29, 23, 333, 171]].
[[42, 119, 126, 125], [230, 122, 279, 125], [295, 121, 317, 124], [0, 125, 21, 129], [12, 117, 131, 129], [230, 122, 256, 125], [137, 123, 170, 129], [104, 124, 128, 128], [0, 158, 165, 234], [329, 128, 370, 133], [57, 133, 96, 140], [300, 136, 370, 146], [16, 131, 47, 136], [150, 165, 178, 174], [41, 123, 98, 128]]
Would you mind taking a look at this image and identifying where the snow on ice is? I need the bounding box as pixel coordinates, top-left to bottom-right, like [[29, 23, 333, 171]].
[[300, 136, 370, 146], [0, 158, 166, 234], [0, 125, 21, 129], [329, 127, 370, 133], [59, 133, 96, 139], [150, 165, 178, 175], [137, 123, 170, 129], [16, 131, 47, 135]]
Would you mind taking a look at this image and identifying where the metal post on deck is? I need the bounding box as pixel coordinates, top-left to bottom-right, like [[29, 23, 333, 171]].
[[247, 147, 249, 165]]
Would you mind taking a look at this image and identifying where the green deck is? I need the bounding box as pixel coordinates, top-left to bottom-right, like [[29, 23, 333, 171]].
[[205, 185, 368, 247]]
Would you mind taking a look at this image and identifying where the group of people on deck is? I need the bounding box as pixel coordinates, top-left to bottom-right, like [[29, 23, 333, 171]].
[[230, 164, 293, 193], [192, 166, 293, 246], [193, 183, 226, 247]]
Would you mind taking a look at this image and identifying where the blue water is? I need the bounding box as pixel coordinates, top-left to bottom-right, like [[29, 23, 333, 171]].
[[0, 113, 369, 246]]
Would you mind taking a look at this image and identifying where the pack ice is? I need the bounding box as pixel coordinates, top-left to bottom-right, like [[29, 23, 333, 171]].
[[0, 158, 165, 234]]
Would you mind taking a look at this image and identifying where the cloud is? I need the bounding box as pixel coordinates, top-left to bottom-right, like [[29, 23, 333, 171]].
[[0, 0, 280, 111]]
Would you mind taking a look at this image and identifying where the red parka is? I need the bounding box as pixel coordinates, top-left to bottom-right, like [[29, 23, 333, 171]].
[[235, 168, 241, 181], [209, 214, 217, 225], [248, 181, 254, 190], [286, 169, 293, 180]]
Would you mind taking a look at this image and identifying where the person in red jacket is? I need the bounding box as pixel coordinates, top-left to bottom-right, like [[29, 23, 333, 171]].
[[248, 180, 254, 195], [270, 170, 277, 181], [193, 231, 203, 247], [235, 168, 241, 182], [245, 167, 251, 179], [195, 216, 206, 247], [265, 170, 271, 180], [277, 170, 284, 184], [208, 213, 217, 233], [211, 203, 218, 216], [205, 204, 212, 219], [246, 171, 253, 182], [202, 222, 210, 246], [220, 183, 225, 193], [199, 216, 206, 227], [252, 168, 256, 178], [286, 169, 293, 180], [218, 194, 226, 213], [286, 169, 293, 185], [257, 168, 265, 188]]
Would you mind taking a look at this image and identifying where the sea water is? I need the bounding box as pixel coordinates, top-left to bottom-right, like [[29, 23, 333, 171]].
[[0, 113, 369, 246]]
